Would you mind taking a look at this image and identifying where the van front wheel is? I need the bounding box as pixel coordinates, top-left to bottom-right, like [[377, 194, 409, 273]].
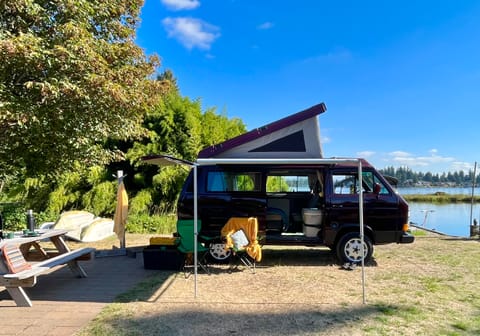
[[336, 232, 373, 264]]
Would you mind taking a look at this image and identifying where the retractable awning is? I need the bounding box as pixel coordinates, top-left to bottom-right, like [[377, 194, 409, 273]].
[[142, 154, 367, 303]]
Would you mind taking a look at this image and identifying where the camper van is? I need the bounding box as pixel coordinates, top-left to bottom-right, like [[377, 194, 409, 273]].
[[176, 159, 413, 263], [144, 103, 414, 263]]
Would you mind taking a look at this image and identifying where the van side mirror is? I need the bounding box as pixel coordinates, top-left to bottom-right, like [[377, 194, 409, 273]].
[[373, 183, 381, 195]]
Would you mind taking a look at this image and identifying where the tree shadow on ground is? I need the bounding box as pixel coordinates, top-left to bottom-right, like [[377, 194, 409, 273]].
[[205, 246, 378, 272], [93, 302, 405, 336], [258, 247, 378, 267]]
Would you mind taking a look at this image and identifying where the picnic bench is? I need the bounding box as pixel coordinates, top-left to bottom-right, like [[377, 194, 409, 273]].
[[0, 229, 94, 307]]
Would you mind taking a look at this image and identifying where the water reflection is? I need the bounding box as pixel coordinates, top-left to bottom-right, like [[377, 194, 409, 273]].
[[395, 187, 479, 237], [407, 202, 478, 237]]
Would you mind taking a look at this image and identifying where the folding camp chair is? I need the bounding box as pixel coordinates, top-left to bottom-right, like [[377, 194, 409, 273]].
[[221, 217, 262, 273], [229, 229, 255, 272], [176, 219, 211, 277]]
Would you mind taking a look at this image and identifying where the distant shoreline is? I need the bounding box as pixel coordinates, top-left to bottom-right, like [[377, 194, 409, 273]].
[[403, 193, 480, 203]]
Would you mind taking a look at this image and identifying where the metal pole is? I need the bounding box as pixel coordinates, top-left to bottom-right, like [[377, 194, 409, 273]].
[[193, 165, 198, 298], [358, 160, 366, 304], [117, 170, 126, 249], [470, 162, 477, 228]]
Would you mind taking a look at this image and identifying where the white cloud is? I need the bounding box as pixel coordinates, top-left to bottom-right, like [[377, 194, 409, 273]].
[[389, 150, 411, 158], [451, 161, 475, 172], [162, 17, 220, 50], [392, 156, 429, 167], [386, 150, 456, 170], [257, 22, 274, 30], [161, 0, 200, 11], [357, 151, 375, 158], [355, 149, 470, 173], [416, 154, 455, 164]]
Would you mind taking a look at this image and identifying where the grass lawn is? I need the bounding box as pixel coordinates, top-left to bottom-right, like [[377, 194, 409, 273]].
[[77, 230, 480, 336]]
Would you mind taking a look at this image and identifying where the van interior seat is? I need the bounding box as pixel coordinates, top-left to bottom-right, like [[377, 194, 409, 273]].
[[266, 207, 289, 230], [267, 198, 290, 232]]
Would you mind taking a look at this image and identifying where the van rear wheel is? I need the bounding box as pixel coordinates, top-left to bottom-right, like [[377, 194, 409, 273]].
[[208, 243, 232, 263], [336, 232, 373, 264]]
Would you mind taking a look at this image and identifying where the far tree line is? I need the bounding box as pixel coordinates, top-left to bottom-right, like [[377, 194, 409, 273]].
[[379, 166, 480, 187]]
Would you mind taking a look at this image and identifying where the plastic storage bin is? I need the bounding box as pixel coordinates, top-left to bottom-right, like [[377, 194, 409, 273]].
[[302, 208, 323, 237], [143, 245, 184, 270]]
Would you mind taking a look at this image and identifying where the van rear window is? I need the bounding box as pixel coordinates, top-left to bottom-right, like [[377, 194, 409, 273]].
[[207, 172, 261, 192], [266, 175, 310, 192]]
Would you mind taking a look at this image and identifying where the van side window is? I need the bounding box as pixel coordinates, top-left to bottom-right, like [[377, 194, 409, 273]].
[[267, 175, 310, 192], [333, 174, 358, 194], [333, 172, 390, 195], [207, 172, 261, 192], [362, 172, 390, 194], [373, 175, 390, 195]]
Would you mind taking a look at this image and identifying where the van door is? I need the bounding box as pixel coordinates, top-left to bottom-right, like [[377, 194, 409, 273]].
[[201, 167, 266, 234], [325, 169, 401, 244], [266, 170, 321, 233]]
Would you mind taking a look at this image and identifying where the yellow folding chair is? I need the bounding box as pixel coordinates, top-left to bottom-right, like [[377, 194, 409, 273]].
[[221, 217, 262, 273]]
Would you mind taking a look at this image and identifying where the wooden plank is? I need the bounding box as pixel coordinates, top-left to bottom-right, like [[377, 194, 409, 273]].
[[0, 229, 69, 249], [49, 234, 70, 254], [6, 287, 33, 307], [1, 245, 32, 273], [2, 267, 49, 281], [76, 253, 92, 261], [2, 248, 93, 281], [35, 248, 94, 269], [0, 275, 37, 287]]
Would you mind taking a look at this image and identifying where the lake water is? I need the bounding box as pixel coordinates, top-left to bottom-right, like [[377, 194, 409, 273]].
[[397, 187, 479, 237], [397, 187, 479, 195]]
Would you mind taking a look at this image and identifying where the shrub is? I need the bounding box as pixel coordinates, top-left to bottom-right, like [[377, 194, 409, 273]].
[[82, 181, 116, 216], [129, 189, 153, 215], [0, 203, 27, 231], [126, 214, 176, 234]]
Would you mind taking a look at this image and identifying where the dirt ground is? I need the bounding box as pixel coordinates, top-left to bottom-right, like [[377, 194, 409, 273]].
[[77, 229, 480, 336], [133, 247, 372, 336]]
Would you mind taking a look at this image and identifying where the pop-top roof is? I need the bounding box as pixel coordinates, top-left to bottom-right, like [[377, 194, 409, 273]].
[[198, 102, 327, 159]]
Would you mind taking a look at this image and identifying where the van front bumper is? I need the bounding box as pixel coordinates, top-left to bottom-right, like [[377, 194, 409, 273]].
[[399, 232, 415, 244]]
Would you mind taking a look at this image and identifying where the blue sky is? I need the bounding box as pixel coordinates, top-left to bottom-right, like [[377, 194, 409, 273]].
[[136, 0, 480, 174]]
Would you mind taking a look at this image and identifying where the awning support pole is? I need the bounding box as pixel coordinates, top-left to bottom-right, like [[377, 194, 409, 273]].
[[358, 161, 366, 304], [193, 164, 198, 298]]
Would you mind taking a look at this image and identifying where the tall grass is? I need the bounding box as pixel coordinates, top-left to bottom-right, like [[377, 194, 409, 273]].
[[404, 193, 480, 203], [126, 213, 176, 234]]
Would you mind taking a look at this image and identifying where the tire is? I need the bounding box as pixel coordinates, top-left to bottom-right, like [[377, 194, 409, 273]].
[[336, 232, 373, 264], [208, 242, 232, 263]]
